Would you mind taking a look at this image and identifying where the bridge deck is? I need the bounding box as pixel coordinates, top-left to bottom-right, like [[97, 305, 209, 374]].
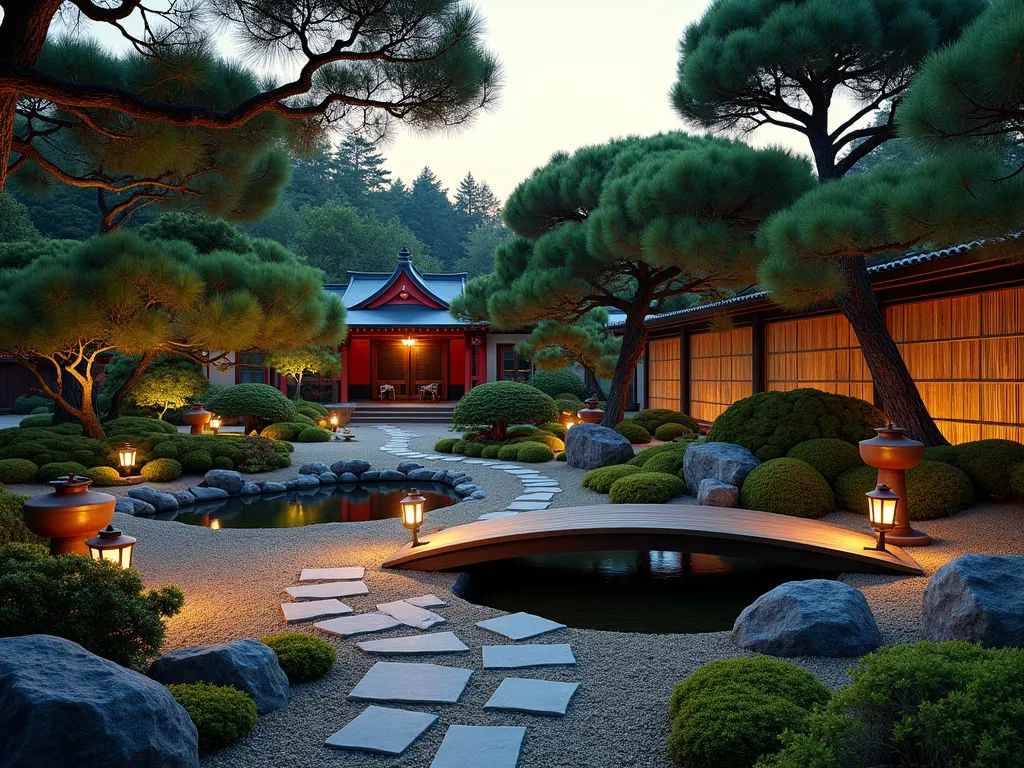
[[382, 505, 923, 576]]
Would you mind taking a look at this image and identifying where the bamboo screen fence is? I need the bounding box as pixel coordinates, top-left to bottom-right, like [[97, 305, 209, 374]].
[[690, 327, 753, 422], [766, 315, 874, 402], [647, 337, 681, 410]]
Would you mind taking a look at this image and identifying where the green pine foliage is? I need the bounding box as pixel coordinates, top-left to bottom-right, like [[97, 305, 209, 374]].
[[582, 464, 642, 493], [166, 682, 258, 753], [452, 382, 559, 441], [0, 194, 41, 243], [608, 472, 687, 504], [527, 369, 591, 401], [139, 213, 251, 254], [740, 459, 834, 519], [518, 309, 620, 383], [786, 438, 864, 484], [834, 461, 976, 520], [260, 633, 336, 684]]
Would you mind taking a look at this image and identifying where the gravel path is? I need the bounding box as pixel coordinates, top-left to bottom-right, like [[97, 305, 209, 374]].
[[10, 422, 1024, 767]]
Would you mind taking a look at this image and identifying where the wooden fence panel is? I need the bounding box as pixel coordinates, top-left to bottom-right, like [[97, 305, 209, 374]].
[[766, 315, 873, 403], [647, 337, 681, 411], [690, 328, 752, 422]]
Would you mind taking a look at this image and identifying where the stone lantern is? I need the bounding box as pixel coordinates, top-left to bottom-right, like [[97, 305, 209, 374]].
[[859, 424, 929, 546]]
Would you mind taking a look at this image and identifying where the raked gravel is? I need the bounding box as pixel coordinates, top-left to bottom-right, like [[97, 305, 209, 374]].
[[8, 421, 1024, 767]]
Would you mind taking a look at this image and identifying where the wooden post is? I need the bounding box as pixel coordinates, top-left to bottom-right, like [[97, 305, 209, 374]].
[[340, 343, 349, 403], [751, 314, 766, 394], [464, 338, 472, 394], [679, 328, 690, 414]]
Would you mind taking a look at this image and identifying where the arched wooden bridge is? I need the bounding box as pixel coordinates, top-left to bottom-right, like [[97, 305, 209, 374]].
[[382, 505, 923, 576]]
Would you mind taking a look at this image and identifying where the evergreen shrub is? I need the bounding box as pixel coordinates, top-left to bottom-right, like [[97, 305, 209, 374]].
[[0, 459, 38, 484], [554, 397, 584, 416], [608, 472, 686, 503], [36, 462, 89, 483], [517, 432, 564, 451], [497, 444, 520, 461], [462, 442, 485, 457], [181, 451, 214, 475], [103, 417, 178, 436], [516, 442, 554, 462], [18, 414, 52, 428], [527, 369, 590, 400], [204, 384, 298, 428], [540, 422, 567, 440], [582, 464, 641, 493], [923, 445, 959, 465], [237, 436, 285, 474], [434, 438, 459, 453], [506, 425, 539, 439], [834, 461, 976, 520], [297, 426, 331, 443], [641, 445, 690, 478], [212, 456, 234, 470], [614, 421, 652, 444], [740, 458, 833, 519], [166, 682, 257, 753], [632, 408, 700, 435], [627, 441, 684, 467], [83, 466, 121, 486], [13, 395, 52, 414], [953, 439, 1024, 499], [481, 445, 502, 459], [259, 633, 336, 683], [0, 494, 46, 547], [294, 400, 329, 419], [654, 423, 694, 442], [786, 438, 864, 484], [453, 382, 559, 440], [140, 458, 183, 482]]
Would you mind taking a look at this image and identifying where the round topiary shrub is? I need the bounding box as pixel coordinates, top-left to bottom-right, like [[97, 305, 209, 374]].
[[166, 682, 257, 753], [497, 444, 521, 461], [0, 494, 46, 546], [18, 414, 52, 429], [654, 423, 693, 442], [640, 446, 689, 478], [452, 382, 558, 441], [434, 438, 459, 454], [520, 432, 565, 451], [614, 421, 652, 444], [516, 442, 555, 463], [668, 656, 832, 768], [13, 394, 53, 414], [527, 369, 590, 400], [452, 439, 470, 455], [626, 442, 683, 467], [481, 445, 502, 459], [295, 400, 329, 419], [147, 440, 181, 460], [259, 632, 336, 683], [786, 438, 864, 484], [506, 425, 539, 440], [708, 388, 885, 462], [291, 413, 317, 427], [834, 461, 976, 520], [953, 439, 1024, 499], [632, 408, 700, 435], [83, 466, 121, 487], [211, 456, 234, 470], [180, 450, 213, 475], [0, 459, 39, 484], [608, 472, 687, 504], [140, 458, 183, 482], [204, 384, 299, 431], [582, 464, 642, 493], [36, 462, 90, 483], [102, 417, 179, 436], [297, 426, 331, 443], [1013, 464, 1024, 500], [462, 442, 485, 457], [554, 397, 584, 416], [540, 422, 567, 440], [923, 445, 959, 465], [740, 458, 834, 519]]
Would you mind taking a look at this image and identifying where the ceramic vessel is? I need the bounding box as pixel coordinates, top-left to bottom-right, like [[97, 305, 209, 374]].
[[578, 396, 604, 425], [181, 402, 211, 435], [23, 475, 115, 556], [859, 424, 929, 546]]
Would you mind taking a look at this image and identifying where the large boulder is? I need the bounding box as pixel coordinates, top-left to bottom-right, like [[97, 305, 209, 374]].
[[202, 469, 244, 495], [287, 474, 320, 490], [259, 481, 287, 493], [128, 487, 179, 513], [732, 579, 881, 657], [299, 462, 331, 476], [921, 554, 1024, 648], [147, 639, 288, 715], [696, 479, 739, 508], [565, 423, 635, 469], [683, 442, 760, 495], [0, 635, 199, 768], [330, 459, 370, 477]]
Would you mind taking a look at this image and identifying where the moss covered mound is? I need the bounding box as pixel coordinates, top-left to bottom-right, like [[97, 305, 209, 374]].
[[516, 442, 555, 463], [0, 459, 39, 484], [632, 408, 700, 435], [140, 458, 183, 482], [953, 439, 1024, 499], [582, 464, 642, 493], [654, 423, 694, 442], [434, 438, 459, 454], [834, 461, 976, 520], [260, 633, 336, 683], [167, 682, 257, 753], [608, 472, 687, 504], [740, 458, 833, 519], [614, 421, 652, 444], [786, 438, 864, 484]]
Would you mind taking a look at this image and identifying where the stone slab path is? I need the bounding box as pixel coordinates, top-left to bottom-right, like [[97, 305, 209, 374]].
[[356, 632, 470, 656], [315, 613, 403, 638], [280, 599, 352, 624], [429, 725, 527, 768], [348, 661, 473, 705], [484, 678, 580, 717], [482, 643, 576, 669], [376, 600, 447, 630], [405, 594, 448, 608], [285, 581, 369, 601], [325, 705, 437, 755], [477, 612, 568, 641], [298, 567, 365, 581]]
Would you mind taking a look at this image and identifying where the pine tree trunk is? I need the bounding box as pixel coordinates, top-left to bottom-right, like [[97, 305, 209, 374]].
[[834, 258, 949, 446], [601, 313, 647, 428], [50, 375, 105, 439], [108, 350, 158, 419], [294, 374, 302, 401]]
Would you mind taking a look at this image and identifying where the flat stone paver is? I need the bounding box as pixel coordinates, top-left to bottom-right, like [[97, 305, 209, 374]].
[[281, 599, 353, 624], [298, 567, 365, 581], [405, 594, 448, 608], [349, 662, 473, 705], [507, 502, 550, 511], [376, 600, 446, 630], [325, 705, 437, 755], [515, 493, 555, 501], [482, 644, 576, 669], [430, 725, 527, 768], [505, 469, 540, 475], [315, 613, 402, 638], [479, 512, 518, 520], [285, 581, 369, 601], [489, 465, 520, 469], [477, 612, 566, 640], [357, 632, 470, 655], [484, 678, 579, 717], [440, 457, 465, 462]]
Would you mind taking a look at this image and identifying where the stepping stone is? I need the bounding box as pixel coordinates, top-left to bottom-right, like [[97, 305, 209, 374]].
[[315, 613, 402, 638], [430, 725, 526, 768], [281, 599, 353, 624], [298, 567, 365, 581], [441, 457, 465, 462], [477, 612, 566, 640], [405, 594, 448, 608], [489, 465, 520, 469], [516, 493, 555, 502], [504, 469, 539, 475], [420, 455, 443, 460], [522, 482, 559, 488], [404, 453, 426, 458], [484, 678, 579, 717], [464, 459, 488, 464], [479, 512, 518, 520], [349, 662, 473, 704], [483, 644, 576, 669], [507, 501, 550, 511], [286, 581, 369, 601], [476, 460, 500, 465], [325, 705, 437, 755], [376, 600, 446, 630], [357, 632, 469, 656]]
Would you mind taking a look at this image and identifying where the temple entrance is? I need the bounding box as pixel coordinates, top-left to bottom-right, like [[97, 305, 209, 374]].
[[371, 340, 447, 400]]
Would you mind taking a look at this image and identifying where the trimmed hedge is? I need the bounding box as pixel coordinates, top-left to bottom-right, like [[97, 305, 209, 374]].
[[632, 408, 700, 435], [18, 414, 52, 429], [482, 445, 502, 459], [462, 442, 485, 458], [923, 445, 959, 465], [204, 383, 298, 427], [292, 413, 317, 427], [297, 426, 331, 443], [0, 494, 46, 547], [167, 682, 257, 753], [140, 458, 183, 482], [614, 421, 652, 444], [707, 388, 885, 462], [260, 633, 336, 683], [295, 400, 329, 419], [608, 472, 686, 504], [452, 381, 559, 439], [582, 464, 642, 493], [102, 417, 178, 436], [540, 422, 567, 440], [527, 369, 589, 400], [434, 438, 459, 454], [834, 461, 976, 520], [953, 439, 1024, 499], [740, 458, 834, 519], [452, 440, 470, 455], [260, 422, 327, 442], [83, 466, 121, 487], [212, 456, 233, 470], [37, 462, 89, 483], [181, 450, 213, 475], [0, 459, 39, 484], [654, 423, 693, 442], [786, 438, 864, 484], [516, 442, 555, 463], [497, 444, 521, 461]]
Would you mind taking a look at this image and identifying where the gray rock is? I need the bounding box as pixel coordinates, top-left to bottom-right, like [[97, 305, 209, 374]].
[[397, 461, 425, 474], [291, 474, 320, 490], [732, 579, 881, 657], [696, 479, 739, 508], [171, 491, 195, 507], [203, 469, 245, 495], [123, 497, 156, 516], [455, 483, 480, 496], [128, 487, 179, 512], [299, 462, 331, 476], [259, 481, 287, 493], [147, 639, 289, 715], [921, 554, 1024, 648], [114, 498, 137, 516], [338, 472, 359, 483], [683, 442, 760, 496], [449, 473, 471, 485], [564, 423, 634, 469], [407, 468, 436, 482], [432, 470, 449, 483], [317, 471, 338, 485], [469, 491, 488, 500], [330, 459, 370, 476], [188, 486, 229, 501], [240, 482, 260, 496], [361, 470, 381, 481], [0, 635, 199, 768], [378, 470, 407, 481]]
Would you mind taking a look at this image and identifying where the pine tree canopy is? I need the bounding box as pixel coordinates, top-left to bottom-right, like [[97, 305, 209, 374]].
[[139, 213, 252, 254], [514, 309, 621, 381], [672, 0, 986, 178]]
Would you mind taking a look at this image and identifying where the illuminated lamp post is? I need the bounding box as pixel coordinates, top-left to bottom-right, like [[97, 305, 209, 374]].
[[208, 415, 222, 435], [400, 489, 426, 547], [859, 424, 929, 546], [864, 483, 899, 552], [118, 443, 137, 477], [85, 524, 136, 569]]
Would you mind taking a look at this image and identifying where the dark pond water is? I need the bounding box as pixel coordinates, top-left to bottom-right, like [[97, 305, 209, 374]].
[[456, 551, 833, 634], [165, 482, 459, 529]]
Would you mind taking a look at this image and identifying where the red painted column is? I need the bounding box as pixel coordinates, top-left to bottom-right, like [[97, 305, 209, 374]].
[[278, 370, 288, 396], [340, 343, 349, 403], [464, 340, 472, 393]]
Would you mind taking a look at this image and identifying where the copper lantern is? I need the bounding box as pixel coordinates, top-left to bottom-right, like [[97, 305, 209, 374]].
[[400, 489, 426, 547], [859, 424, 929, 546], [85, 524, 136, 569], [118, 443, 137, 476], [22, 475, 115, 556], [865, 483, 899, 552]]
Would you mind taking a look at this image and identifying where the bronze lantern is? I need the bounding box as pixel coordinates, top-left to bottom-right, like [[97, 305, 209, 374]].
[[85, 524, 136, 569], [864, 483, 899, 552], [859, 424, 929, 546], [400, 489, 427, 547], [22, 475, 115, 556]]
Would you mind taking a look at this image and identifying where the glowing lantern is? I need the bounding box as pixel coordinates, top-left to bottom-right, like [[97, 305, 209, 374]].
[[118, 443, 137, 476], [864, 483, 899, 552], [85, 524, 136, 569], [401, 337, 416, 347], [329, 414, 339, 431], [209, 415, 222, 435], [400, 489, 427, 547]]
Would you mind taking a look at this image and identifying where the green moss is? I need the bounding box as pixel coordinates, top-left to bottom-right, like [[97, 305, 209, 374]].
[[482, 445, 502, 459], [527, 369, 590, 400], [608, 472, 687, 504], [786, 438, 864, 484], [0, 459, 39, 484], [953, 439, 1024, 499], [582, 464, 642, 493], [923, 445, 959, 465], [834, 461, 976, 520], [641, 443, 695, 478], [497, 444, 521, 461], [297, 426, 331, 443], [614, 421, 652, 444], [148, 440, 181, 460], [292, 413, 317, 427], [654, 423, 694, 442], [434, 438, 459, 454], [627, 441, 686, 467], [140, 458, 183, 482], [516, 442, 555, 462], [521, 432, 565, 451], [632, 408, 700, 435], [260, 423, 302, 441], [740, 458, 833, 519], [259, 632, 336, 683], [36, 462, 90, 483], [180, 450, 213, 475], [167, 682, 257, 753], [212, 456, 234, 470], [294, 400, 329, 419], [83, 466, 121, 487]]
